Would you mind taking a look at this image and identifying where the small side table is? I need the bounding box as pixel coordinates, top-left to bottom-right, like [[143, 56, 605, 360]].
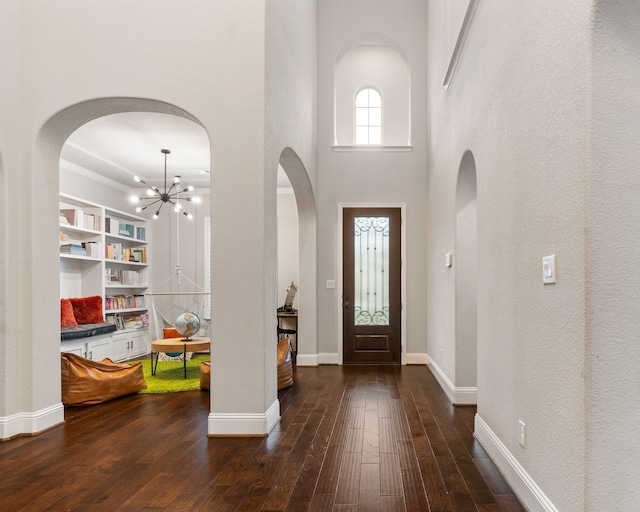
[[150, 337, 210, 379]]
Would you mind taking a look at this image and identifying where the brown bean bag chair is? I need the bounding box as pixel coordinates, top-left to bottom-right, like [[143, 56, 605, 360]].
[[61, 352, 147, 406], [200, 361, 211, 390], [277, 337, 294, 390]]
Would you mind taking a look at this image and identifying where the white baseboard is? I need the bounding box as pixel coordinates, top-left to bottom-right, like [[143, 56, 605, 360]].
[[0, 403, 65, 440], [318, 352, 339, 365], [208, 399, 280, 437], [426, 357, 477, 405], [296, 353, 319, 366], [474, 414, 558, 512], [404, 352, 428, 365]]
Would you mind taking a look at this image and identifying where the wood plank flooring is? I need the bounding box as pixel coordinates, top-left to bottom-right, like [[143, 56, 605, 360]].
[[0, 365, 525, 511]]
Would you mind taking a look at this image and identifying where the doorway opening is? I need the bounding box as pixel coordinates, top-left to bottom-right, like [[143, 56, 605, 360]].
[[454, 150, 478, 404]]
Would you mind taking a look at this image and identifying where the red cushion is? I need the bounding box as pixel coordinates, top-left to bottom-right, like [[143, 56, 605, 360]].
[[69, 296, 104, 324], [60, 299, 78, 327], [163, 328, 181, 339]]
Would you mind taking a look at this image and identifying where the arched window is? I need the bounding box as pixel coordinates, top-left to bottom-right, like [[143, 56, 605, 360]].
[[355, 87, 382, 144]]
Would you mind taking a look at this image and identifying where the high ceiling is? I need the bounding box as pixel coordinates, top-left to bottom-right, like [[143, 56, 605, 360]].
[[61, 112, 212, 190], [61, 112, 293, 190]]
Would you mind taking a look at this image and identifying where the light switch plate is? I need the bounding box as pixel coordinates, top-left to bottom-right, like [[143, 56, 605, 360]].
[[326, 280, 335, 289], [543, 255, 556, 284], [445, 253, 452, 268]]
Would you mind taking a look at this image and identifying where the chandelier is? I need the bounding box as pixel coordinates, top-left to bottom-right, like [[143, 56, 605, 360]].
[[131, 149, 200, 219]]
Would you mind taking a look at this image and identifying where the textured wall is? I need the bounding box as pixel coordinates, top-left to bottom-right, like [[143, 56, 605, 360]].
[[588, 1, 640, 509], [317, 0, 428, 359], [427, 2, 591, 510]]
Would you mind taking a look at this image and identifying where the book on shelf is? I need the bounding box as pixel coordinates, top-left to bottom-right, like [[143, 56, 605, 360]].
[[136, 226, 146, 241], [130, 247, 147, 263], [82, 241, 101, 258], [106, 312, 149, 331], [59, 208, 77, 226], [59, 208, 101, 230], [105, 294, 147, 311], [60, 244, 86, 256], [105, 217, 120, 235], [118, 223, 135, 238], [106, 268, 147, 286]]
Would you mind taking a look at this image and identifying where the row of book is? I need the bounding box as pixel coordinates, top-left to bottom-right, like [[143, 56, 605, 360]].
[[105, 268, 148, 286], [59, 241, 102, 258], [105, 294, 146, 311], [105, 244, 147, 263], [106, 218, 146, 241], [60, 208, 101, 231], [105, 312, 149, 331]]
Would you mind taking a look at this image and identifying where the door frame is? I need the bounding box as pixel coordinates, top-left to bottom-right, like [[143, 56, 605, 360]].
[[337, 203, 407, 365]]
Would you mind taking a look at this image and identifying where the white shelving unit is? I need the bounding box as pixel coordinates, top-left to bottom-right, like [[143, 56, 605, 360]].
[[59, 193, 151, 361]]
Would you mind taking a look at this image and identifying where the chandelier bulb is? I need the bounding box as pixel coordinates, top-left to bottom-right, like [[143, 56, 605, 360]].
[[153, 211, 159, 219]]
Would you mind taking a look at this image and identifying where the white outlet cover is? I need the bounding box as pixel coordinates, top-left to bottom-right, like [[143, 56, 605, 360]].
[[518, 420, 526, 448]]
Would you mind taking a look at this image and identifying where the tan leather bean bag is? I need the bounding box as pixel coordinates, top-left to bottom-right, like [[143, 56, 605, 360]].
[[200, 361, 211, 390], [277, 337, 294, 390], [61, 352, 147, 406]]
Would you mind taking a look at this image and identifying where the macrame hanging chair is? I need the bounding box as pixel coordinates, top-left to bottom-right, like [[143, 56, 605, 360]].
[[146, 211, 210, 362]]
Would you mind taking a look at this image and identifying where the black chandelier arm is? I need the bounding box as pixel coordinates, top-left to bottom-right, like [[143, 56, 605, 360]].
[[137, 197, 164, 209]]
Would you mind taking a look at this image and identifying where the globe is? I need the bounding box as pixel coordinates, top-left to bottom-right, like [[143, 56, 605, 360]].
[[175, 312, 201, 340]]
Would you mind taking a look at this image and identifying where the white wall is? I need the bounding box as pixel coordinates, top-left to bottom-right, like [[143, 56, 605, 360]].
[[317, 0, 428, 362], [335, 45, 410, 146], [427, 2, 591, 510], [277, 190, 299, 308], [588, 1, 640, 509]]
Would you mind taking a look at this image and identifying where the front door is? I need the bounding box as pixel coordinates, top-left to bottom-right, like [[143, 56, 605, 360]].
[[343, 207, 401, 364]]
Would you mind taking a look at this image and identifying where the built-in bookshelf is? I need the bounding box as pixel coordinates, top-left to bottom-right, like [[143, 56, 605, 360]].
[[59, 193, 151, 360]]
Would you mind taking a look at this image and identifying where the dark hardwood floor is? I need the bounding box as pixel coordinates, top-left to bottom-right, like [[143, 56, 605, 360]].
[[0, 365, 525, 511]]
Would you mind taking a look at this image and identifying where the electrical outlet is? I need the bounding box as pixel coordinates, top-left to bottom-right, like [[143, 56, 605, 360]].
[[439, 349, 443, 361], [518, 420, 526, 448]]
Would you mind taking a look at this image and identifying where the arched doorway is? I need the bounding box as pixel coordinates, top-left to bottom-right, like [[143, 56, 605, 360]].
[[34, 98, 209, 431], [278, 148, 317, 365], [454, 150, 478, 404]]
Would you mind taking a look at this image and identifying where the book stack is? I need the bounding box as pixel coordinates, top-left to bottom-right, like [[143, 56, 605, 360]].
[[129, 247, 147, 263], [60, 244, 86, 256]]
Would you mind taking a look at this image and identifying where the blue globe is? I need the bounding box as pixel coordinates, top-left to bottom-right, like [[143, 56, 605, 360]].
[[175, 312, 200, 340]]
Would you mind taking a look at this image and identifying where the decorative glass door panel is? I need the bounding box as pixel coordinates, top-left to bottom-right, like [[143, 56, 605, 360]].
[[343, 208, 401, 364], [354, 216, 390, 326]]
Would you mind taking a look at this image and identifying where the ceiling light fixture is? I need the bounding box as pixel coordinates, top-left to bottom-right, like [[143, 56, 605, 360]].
[[131, 148, 200, 220]]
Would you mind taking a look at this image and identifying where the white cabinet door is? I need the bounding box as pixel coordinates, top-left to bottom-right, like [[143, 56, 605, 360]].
[[87, 336, 112, 361], [111, 332, 129, 362], [128, 331, 149, 359], [61, 340, 86, 358]]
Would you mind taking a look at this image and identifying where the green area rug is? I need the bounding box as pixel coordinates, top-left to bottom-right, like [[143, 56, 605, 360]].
[[134, 354, 210, 394]]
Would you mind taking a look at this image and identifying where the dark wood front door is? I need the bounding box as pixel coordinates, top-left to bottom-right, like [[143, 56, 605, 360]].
[[343, 207, 401, 364]]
